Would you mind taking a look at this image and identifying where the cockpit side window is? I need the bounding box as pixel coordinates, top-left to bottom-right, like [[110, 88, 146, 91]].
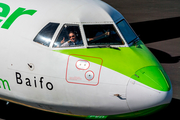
[[116, 20, 138, 44], [33, 22, 59, 47], [83, 24, 124, 46], [53, 24, 83, 48]]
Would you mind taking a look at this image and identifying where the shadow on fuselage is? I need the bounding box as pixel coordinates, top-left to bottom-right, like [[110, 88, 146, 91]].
[[0, 100, 83, 120], [0, 98, 179, 120]]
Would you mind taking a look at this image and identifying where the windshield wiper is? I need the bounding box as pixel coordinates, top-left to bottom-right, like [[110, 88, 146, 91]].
[[87, 45, 120, 50], [107, 45, 120, 50]]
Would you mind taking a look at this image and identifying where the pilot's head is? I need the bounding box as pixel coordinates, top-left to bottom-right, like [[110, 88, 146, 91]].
[[69, 31, 76, 42]]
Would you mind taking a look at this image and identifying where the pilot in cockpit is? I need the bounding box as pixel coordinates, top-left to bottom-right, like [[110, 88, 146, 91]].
[[60, 31, 83, 47], [52, 25, 84, 48]]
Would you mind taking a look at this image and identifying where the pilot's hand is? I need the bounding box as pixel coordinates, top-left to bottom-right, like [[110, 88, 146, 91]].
[[88, 38, 94, 41], [61, 37, 65, 44], [68, 40, 72, 43], [105, 31, 110, 36]]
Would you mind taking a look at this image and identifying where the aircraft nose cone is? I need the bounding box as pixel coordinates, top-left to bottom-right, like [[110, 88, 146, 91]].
[[127, 66, 172, 113], [131, 66, 171, 91]]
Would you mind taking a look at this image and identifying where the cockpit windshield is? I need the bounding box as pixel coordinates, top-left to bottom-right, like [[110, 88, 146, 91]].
[[116, 20, 138, 44], [83, 24, 124, 46], [34, 22, 59, 47]]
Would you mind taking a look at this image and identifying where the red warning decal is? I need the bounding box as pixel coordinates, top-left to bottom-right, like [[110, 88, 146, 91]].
[[76, 60, 90, 70], [66, 54, 103, 86]]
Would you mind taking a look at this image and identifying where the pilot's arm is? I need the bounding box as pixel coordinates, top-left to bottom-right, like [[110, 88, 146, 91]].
[[61, 41, 70, 46], [87, 31, 110, 41]]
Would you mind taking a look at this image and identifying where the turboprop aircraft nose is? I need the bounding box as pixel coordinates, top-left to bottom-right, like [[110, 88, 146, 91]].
[[126, 66, 172, 114]]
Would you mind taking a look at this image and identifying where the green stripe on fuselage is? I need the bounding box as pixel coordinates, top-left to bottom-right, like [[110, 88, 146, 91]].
[[54, 40, 171, 91]]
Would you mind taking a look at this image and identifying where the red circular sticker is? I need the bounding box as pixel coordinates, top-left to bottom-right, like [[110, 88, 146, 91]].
[[85, 70, 95, 81]]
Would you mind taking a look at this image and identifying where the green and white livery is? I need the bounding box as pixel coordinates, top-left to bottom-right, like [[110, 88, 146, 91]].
[[0, 0, 172, 119]]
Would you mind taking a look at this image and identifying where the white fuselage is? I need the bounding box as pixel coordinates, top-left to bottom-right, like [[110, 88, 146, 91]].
[[0, 0, 172, 117]]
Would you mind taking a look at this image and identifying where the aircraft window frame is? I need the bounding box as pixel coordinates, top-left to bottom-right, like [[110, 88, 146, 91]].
[[82, 23, 126, 47], [116, 19, 138, 44], [33, 22, 60, 47], [53, 24, 84, 48]]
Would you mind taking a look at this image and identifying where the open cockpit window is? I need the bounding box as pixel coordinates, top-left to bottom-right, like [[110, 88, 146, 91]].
[[83, 24, 124, 46], [33, 22, 59, 47], [53, 24, 83, 48], [116, 20, 138, 44]]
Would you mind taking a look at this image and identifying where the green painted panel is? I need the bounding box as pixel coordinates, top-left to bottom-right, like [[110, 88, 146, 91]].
[[55, 41, 159, 77], [85, 104, 168, 119], [131, 66, 171, 91]]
